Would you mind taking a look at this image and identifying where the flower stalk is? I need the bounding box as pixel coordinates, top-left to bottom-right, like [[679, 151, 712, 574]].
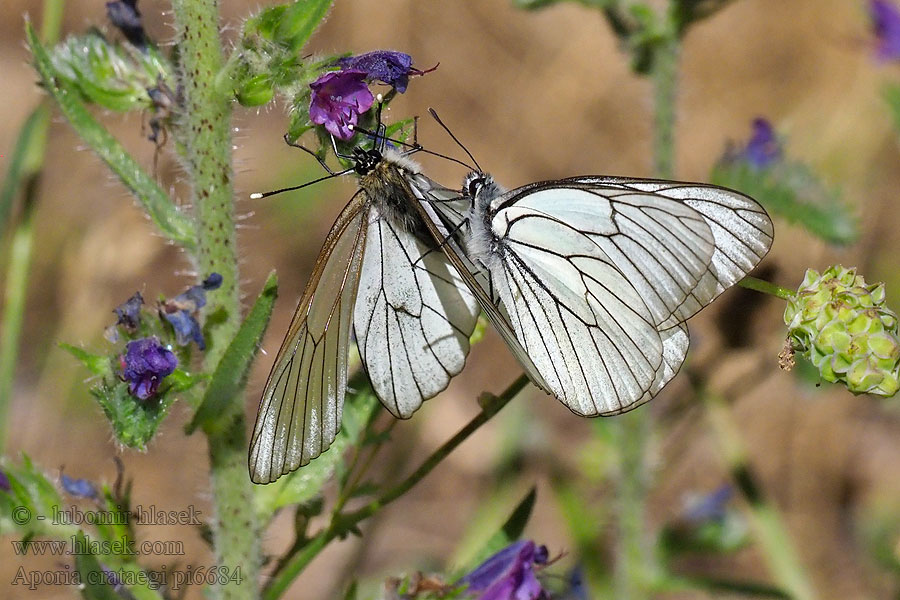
[[262, 374, 529, 600], [169, 0, 257, 596], [703, 391, 816, 600]]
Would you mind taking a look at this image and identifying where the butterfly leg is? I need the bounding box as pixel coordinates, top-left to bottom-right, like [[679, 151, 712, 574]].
[[283, 133, 336, 175]]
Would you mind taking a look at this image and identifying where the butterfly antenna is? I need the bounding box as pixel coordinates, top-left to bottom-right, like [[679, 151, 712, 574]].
[[249, 168, 354, 199], [428, 108, 482, 173], [348, 123, 476, 172]]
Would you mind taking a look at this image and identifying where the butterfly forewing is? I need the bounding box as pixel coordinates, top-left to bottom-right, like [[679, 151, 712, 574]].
[[249, 193, 369, 484], [582, 177, 775, 329]]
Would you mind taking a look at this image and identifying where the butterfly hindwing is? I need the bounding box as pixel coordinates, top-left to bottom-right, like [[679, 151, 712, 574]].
[[354, 204, 479, 419]]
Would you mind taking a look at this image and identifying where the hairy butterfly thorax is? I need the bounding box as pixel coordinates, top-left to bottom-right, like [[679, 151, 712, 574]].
[[358, 148, 432, 241]]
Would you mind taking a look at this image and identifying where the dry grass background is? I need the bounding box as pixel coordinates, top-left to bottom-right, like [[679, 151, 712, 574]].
[[3, 0, 900, 598]]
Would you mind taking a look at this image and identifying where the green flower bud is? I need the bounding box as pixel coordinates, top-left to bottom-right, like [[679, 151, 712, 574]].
[[784, 265, 900, 397], [236, 74, 275, 107]]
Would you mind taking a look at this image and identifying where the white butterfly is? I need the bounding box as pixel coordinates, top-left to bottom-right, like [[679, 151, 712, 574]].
[[249, 144, 479, 484], [417, 170, 774, 416]]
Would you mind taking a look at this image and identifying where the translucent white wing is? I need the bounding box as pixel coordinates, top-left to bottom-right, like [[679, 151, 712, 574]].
[[492, 177, 773, 331], [354, 204, 479, 418], [566, 177, 774, 328], [491, 213, 677, 415], [411, 176, 554, 394], [249, 194, 369, 484], [482, 176, 771, 414]]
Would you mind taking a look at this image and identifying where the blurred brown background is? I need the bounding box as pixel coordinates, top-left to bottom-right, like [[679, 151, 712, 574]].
[[3, 0, 900, 598]]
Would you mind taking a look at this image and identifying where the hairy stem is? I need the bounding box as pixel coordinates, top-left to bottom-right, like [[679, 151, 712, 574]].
[[262, 375, 530, 600], [614, 18, 682, 600], [169, 0, 256, 597], [652, 33, 680, 179]]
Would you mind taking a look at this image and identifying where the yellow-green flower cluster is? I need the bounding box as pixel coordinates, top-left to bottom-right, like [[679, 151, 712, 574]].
[[784, 265, 900, 396]]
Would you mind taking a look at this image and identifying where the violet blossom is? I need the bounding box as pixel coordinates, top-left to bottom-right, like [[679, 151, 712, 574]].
[[729, 118, 782, 170], [870, 0, 900, 61], [308, 70, 374, 140], [120, 337, 177, 400], [459, 540, 550, 600], [60, 474, 100, 500], [337, 50, 432, 93], [159, 273, 222, 350]]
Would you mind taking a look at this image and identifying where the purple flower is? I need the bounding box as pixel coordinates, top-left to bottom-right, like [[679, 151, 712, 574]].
[[682, 484, 733, 523], [730, 118, 781, 170], [60, 474, 100, 500], [337, 51, 434, 93], [105, 0, 146, 50], [113, 292, 144, 330], [871, 0, 900, 61], [460, 540, 550, 600], [309, 70, 375, 140], [0, 469, 10, 493], [159, 273, 222, 350], [120, 337, 177, 400]]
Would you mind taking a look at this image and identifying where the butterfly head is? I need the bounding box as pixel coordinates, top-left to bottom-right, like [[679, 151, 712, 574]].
[[352, 147, 384, 176], [463, 171, 503, 215]]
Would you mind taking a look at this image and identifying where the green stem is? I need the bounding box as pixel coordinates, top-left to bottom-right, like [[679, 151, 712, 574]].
[[262, 375, 529, 600], [651, 32, 680, 179], [613, 15, 682, 600], [0, 183, 37, 450], [704, 392, 816, 600], [169, 0, 254, 597], [614, 410, 655, 599], [0, 0, 63, 451], [738, 276, 794, 300]]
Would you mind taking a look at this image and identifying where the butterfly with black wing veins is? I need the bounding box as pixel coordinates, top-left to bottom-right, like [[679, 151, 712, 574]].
[[415, 110, 774, 417], [248, 121, 480, 484], [250, 109, 774, 483]]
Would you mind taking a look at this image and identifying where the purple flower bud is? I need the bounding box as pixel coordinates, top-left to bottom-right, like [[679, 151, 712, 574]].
[[871, 0, 900, 61], [60, 474, 100, 500], [682, 484, 732, 523], [105, 0, 146, 50], [159, 274, 221, 350], [727, 118, 781, 170], [0, 468, 10, 493], [113, 292, 144, 331], [460, 540, 550, 600], [309, 70, 375, 140], [120, 337, 177, 400], [337, 51, 434, 93], [203, 272, 223, 290]]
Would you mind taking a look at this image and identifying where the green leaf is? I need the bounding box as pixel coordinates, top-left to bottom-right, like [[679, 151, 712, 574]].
[[26, 22, 196, 249], [0, 455, 78, 540], [91, 378, 178, 449], [187, 272, 278, 434], [461, 487, 537, 574], [253, 372, 379, 520], [59, 343, 113, 376], [74, 532, 127, 600], [884, 82, 900, 136], [0, 104, 49, 234], [711, 161, 857, 246], [243, 0, 333, 53]]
